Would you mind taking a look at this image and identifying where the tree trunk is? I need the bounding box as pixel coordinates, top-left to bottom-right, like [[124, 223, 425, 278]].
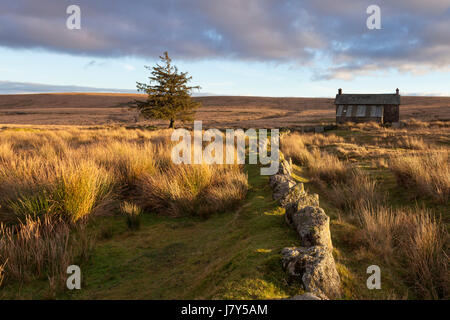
[[169, 119, 175, 128]]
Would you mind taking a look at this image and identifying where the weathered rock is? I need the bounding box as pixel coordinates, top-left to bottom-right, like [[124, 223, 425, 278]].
[[269, 174, 297, 201], [280, 183, 305, 207], [268, 155, 297, 201], [289, 206, 332, 250], [282, 185, 319, 214], [288, 293, 323, 300], [269, 173, 288, 189], [281, 246, 341, 299]]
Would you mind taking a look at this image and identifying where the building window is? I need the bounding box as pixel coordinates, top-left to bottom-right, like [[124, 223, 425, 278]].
[[378, 106, 383, 117], [337, 105, 343, 116], [346, 105, 353, 117], [370, 106, 383, 117], [356, 105, 366, 117]]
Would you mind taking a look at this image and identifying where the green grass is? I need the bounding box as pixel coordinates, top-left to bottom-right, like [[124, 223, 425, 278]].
[[0, 164, 303, 300]]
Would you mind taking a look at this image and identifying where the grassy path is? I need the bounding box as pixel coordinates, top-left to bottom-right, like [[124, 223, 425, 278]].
[[1, 164, 303, 299]]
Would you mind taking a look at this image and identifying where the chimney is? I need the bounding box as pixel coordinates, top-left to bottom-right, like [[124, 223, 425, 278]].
[[396, 88, 399, 95], [338, 88, 342, 95]]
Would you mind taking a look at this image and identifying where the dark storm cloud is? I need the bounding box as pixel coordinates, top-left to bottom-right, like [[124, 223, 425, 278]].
[[1, 0, 449, 79]]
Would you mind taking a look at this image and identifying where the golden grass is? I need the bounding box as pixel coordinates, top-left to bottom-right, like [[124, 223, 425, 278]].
[[281, 132, 351, 183], [0, 126, 248, 288], [0, 216, 93, 288], [335, 143, 371, 159], [138, 164, 248, 217], [90, 141, 157, 187], [0, 127, 247, 221], [327, 171, 383, 212], [280, 132, 313, 165], [390, 151, 450, 203], [389, 135, 429, 150], [358, 204, 448, 299], [56, 161, 113, 222], [286, 132, 344, 147], [0, 157, 113, 223], [308, 149, 354, 185]]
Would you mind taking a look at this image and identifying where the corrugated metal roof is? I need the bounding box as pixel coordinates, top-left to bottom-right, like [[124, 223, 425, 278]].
[[335, 94, 400, 105]]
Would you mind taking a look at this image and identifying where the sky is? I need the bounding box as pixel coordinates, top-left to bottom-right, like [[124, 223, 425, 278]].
[[1, 0, 450, 97]]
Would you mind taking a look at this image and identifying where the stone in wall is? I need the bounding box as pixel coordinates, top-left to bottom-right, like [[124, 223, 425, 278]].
[[282, 185, 319, 216], [269, 174, 297, 201], [282, 246, 341, 300], [287, 206, 333, 250]]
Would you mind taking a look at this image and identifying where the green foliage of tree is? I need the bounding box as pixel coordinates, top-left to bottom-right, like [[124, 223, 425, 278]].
[[134, 52, 202, 128]]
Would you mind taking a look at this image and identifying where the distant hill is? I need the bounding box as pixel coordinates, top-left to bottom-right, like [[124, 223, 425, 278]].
[[0, 93, 449, 127]]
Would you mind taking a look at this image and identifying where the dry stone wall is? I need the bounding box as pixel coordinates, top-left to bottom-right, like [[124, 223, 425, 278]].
[[270, 155, 342, 300]]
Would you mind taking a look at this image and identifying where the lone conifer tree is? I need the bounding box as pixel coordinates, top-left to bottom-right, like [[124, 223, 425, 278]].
[[135, 52, 201, 128]]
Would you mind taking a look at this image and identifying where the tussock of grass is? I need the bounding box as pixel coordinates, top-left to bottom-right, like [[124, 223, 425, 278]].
[[304, 133, 344, 146], [138, 164, 248, 217], [403, 119, 430, 129], [357, 204, 449, 299], [281, 132, 344, 163], [391, 136, 428, 150], [335, 143, 371, 159], [55, 161, 113, 222], [120, 202, 142, 230], [6, 191, 54, 222], [390, 151, 450, 203], [91, 141, 157, 188], [0, 159, 112, 223], [327, 171, 383, 213], [0, 216, 93, 289], [0, 141, 14, 162], [308, 149, 354, 185], [280, 133, 314, 166]]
